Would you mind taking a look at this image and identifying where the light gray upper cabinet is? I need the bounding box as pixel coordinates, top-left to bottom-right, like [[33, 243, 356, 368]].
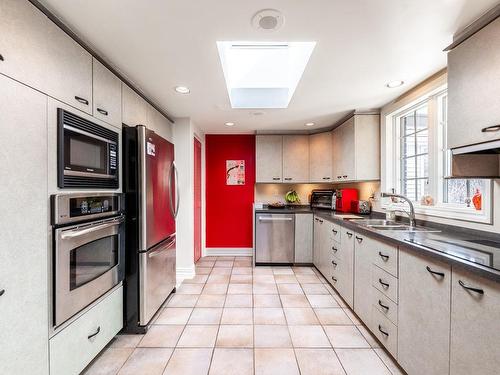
[[450, 267, 500, 375], [147, 104, 173, 142], [309, 131, 333, 182], [353, 233, 374, 326], [398, 248, 451, 375], [294, 213, 313, 263], [92, 58, 122, 127], [256, 135, 283, 183], [0, 75, 49, 375], [333, 114, 380, 182], [283, 135, 310, 183], [122, 83, 148, 126], [0, 0, 51, 93], [448, 17, 500, 149]]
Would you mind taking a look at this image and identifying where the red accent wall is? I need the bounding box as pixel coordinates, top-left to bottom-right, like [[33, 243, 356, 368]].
[[205, 134, 256, 248]]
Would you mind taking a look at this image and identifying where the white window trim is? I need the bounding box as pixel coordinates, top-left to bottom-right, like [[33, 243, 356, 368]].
[[382, 84, 493, 224]]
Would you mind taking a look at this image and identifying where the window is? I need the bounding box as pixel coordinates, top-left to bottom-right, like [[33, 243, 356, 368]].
[[385, 86, 492, 223]]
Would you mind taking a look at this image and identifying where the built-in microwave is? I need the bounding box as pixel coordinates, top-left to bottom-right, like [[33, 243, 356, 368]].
[[58, 109, 119, 189]]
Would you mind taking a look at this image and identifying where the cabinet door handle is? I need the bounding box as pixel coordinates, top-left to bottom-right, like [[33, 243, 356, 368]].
[[378, 325, 389, 337], [378, 278, 390, 288], [355, 236, 363, 243], [0, 54, 4, 61], [378, 252, 389, 261], [337, 176, 342, 179], [343, 175, 348, 178], [331, 276, 337, 283], [0, 289, 4, 296], [322, 177, 331, 180], [284, 177, 292, 181], [87, 326, 101, 340], [272, 177, 281, 181], [331, 246, 337, 252], [378, 300, 389, 310], [331, 260, 337, 267], [426, 266, 445, 278], [481, 125, 500, 133], [332, 229, 338, 234], [319, 219, 323, 223], [97, 108, 108, 116], [75, 96, 89, 105], [459, 280, 484, 295], [346, 232, 353, 238]]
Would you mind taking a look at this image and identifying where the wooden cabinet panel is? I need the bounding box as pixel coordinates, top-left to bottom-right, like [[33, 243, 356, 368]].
[[398, 248, 451, 375], [0, 75, 49, 375], [372, 288, 398, 326], [354, 114, 380, 180], [372, 240, 398, 278], [372, 306, 398, 358], [448, 17, 500, 149], [0, 0, 51, 93], [450, 267, 500, 375], [256, 135, 283, 183], [295, 213, 313, 263], [92, 58, 122, 127], [372, 264, 398, 303], [353, 233, 374, 326], [309, 131, 333, 182], [283, 135, 309, 183], [46, 19, 93, 114], [122, 83, 148, 126]]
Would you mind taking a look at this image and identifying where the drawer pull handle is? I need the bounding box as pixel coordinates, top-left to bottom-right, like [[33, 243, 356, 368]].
[[88, 326, 101, 340], [97, 108, 108, 116], [378, 300, 389, 310], [337, 176, 342, 179], [322, 177, 331, 180], [0, 289, 4, 296], [332, 260, 337, 267], [459, 280, 484, 295], [284, 177, 292, 181], [426, 266, 445, 278], [378, 278, 390, 288], [331, 276, 337, 283], [355, 236, 363, 243], [332, 246, 337, 252], [346, 232, 353, 238], [343, 175, 348, 178], [378, 252, 389, 261], [75, 96, 89, 105], [272, 177, 281, 181], [0, 54, 4, 61], [378, 325, 389, 337], [481, 125, 500, 133], [319, 219, 323, 223]]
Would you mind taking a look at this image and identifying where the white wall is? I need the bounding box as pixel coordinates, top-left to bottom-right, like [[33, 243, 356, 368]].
[[173, 118, 205, 284]]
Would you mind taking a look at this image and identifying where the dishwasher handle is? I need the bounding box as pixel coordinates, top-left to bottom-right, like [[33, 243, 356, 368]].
[[258, 216, 293, 221]]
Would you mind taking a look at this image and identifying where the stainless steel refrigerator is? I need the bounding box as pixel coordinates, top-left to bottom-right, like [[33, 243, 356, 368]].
[[123, 125, 179, 333]]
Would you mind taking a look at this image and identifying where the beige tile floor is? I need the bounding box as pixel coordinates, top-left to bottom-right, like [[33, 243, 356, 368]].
[[83, 256, 405, 375]]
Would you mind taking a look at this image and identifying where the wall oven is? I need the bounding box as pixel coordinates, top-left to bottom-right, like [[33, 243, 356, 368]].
[[52, 193, 125, 327], [58, 109, 119, 189]]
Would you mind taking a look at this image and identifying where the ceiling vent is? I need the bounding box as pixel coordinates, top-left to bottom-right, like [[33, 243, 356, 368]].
[[251, 9, 284, 32]]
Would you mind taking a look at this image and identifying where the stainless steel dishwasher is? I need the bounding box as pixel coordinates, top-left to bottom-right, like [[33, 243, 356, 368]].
[[255, 213, 295, 263]]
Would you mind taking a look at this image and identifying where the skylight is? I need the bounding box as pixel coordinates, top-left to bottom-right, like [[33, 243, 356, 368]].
[[217, 41, 316, 109]]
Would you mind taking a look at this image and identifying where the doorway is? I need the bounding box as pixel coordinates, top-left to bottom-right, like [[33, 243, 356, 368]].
[[194, 137, 202, 263]]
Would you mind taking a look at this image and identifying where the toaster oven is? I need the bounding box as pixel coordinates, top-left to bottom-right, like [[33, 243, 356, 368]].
[[310, 189, 335, 210]]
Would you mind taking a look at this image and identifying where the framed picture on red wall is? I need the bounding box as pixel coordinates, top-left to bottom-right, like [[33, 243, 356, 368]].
[[226, 160, 245, 185]]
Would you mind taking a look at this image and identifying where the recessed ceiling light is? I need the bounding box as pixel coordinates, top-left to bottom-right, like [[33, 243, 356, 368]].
[[174, 86, 190, 94], [386, 80, 404, 88], [225, 122, 235, 126], [251, 9, 284, 32], [305, 122, 315, 127]]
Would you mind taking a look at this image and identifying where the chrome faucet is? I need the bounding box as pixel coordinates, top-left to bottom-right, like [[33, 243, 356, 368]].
[[381, 192, 416, 228]]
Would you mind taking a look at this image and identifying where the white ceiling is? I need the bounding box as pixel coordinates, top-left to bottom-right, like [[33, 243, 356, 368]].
[[40, 0, 499, 133]]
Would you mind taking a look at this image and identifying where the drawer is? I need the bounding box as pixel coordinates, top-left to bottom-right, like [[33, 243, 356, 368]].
[[372, 287, 398, 326], [329, 222, 341, 243], [372, 306, 398, 358], [372, 265, 398, 303], [341, 226, 355, 243], [50, 286, 123, 375], [331, 242, 340, 260], [372, 241, 398, 277]]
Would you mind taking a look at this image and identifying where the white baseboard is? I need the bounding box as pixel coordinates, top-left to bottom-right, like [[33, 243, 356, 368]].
[[176, 265, 196, 286], [204, 247, 253, 256]]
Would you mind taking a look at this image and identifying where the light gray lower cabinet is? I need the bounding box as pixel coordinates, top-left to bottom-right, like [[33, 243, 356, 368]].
[[398, 248, 451, 375], [294, 213, 313, 263], [353, 233, 374, 326], [332, 227, 354, 307], [313, 216, 323, 269], [450, 267, 500, 375], [0, 75, 49, 375]]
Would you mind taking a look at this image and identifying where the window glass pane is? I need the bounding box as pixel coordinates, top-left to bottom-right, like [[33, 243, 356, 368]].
[[401, 113, 415, 136], [416, 155, 428, 178], [403, 179, 416, 201], [415, 106, 428, 132], [416, 178, 429, 200], [416, 130, 428, 154], [403, 157, 416, 179], [445, 179, 468, 204]]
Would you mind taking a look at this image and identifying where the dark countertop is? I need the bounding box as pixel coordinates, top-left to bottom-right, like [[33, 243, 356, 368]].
[[254, 205, 500, 282]]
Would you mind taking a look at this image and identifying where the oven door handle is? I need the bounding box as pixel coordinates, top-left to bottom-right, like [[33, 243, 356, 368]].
[[61, 217, 124, 239]]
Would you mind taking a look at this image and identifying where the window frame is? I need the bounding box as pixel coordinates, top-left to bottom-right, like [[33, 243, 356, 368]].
[[382, 85, 493, 224]]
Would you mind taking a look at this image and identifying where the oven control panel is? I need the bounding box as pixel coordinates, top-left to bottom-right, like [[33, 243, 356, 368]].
[[52, 193, 123, 225]]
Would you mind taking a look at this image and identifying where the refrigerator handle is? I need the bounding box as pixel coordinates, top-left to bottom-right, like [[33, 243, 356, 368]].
[[169, 161, 180, 219]]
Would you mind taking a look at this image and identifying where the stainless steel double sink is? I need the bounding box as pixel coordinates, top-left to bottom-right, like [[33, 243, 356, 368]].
[[349, 219, 440, 233]]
